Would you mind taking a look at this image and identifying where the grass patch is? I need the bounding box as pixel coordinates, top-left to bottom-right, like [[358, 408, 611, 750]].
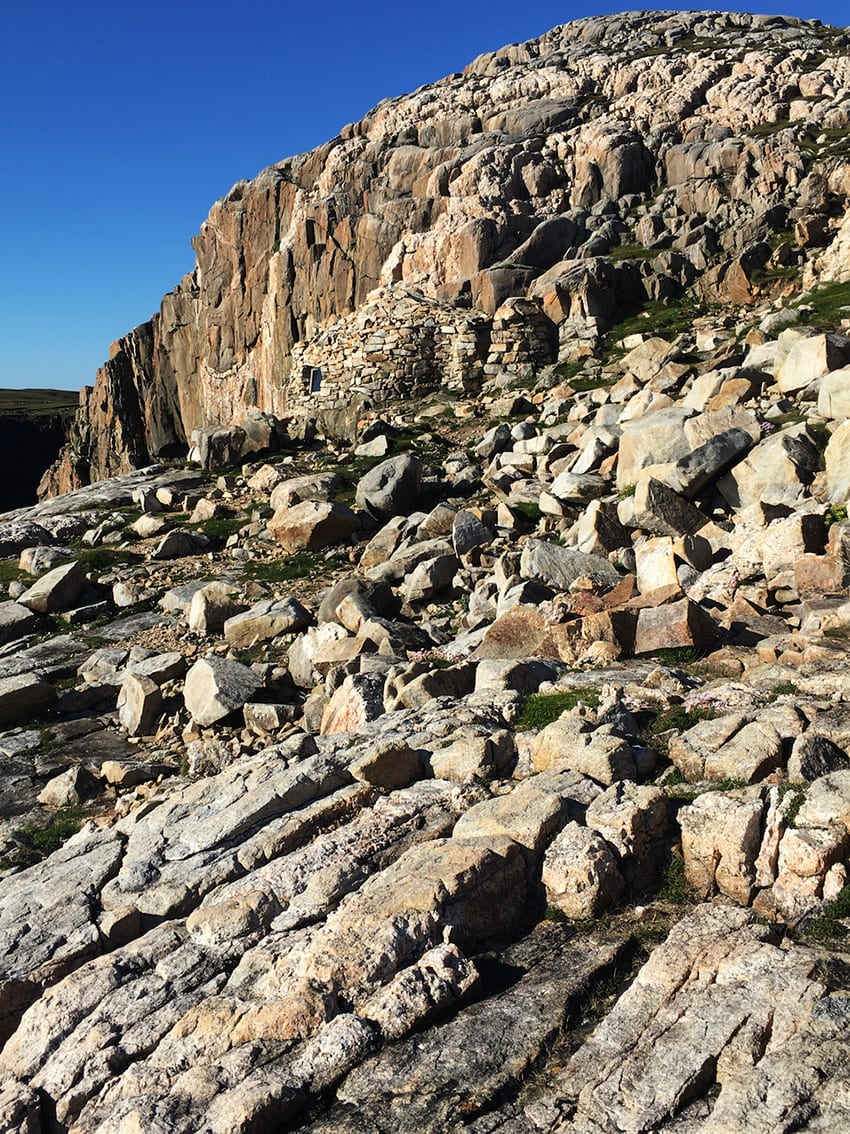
[[0, 388, 78, 415], [799, 883, 850, 948], [18, 806, 91, 858], [553, 360, 586, 383], [656, 855, 689, 904], [794, 279, 850, 327], [824, 626, 850, 640], [0, 558, 25, 586], [825, 504, 849, 528], [604, 295, 711, 356], [567, 374, 612, 393], [512, 501, 542, 524], [194, 514, 246, 541], [643, 704, 718, 757], [608, 242, 655, 262], [243, 549, 347, 584], [773, 681, 799, 695], [517, 688, 601, 731], [646, 646, 707, 666], [74, 547, 144, 573], [778, 781, 806, 827]]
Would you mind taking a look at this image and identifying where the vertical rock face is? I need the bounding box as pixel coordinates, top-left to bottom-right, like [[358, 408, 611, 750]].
[[0, 393, 77, 510], [41, 9, 850, 495]]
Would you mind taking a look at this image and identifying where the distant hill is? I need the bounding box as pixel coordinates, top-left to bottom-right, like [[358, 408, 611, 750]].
[[0, 388, 77, 512]]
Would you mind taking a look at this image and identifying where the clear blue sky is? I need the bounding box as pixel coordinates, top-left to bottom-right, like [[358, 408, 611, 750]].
[[1, 1, 847, 390]]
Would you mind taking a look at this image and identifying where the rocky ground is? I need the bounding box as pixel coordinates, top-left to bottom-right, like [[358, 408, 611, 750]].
[[5, 7, 850, 1133], [3, 279, 850, 1131]]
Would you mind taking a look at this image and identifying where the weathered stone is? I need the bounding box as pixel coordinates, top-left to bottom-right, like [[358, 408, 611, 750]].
[[542, 821, 624, 918], [268, 500, 360, 553], [151, 528, 209, 559], [224, 597, 312, 648], [520, 540, 622, 591], [718, 425, 820, 509], [268, 472, 345, 510], [0, 601, 39, 645], [355, 454, 422, 521], [775, 331, 850, 394], [36, 765, 102, 808], [626, 476, 709, 537], [17, 560, 85, 615], [704, 720, 783, 784], [317, 578, 398, 632], [635, 536, 679, 593], [665, 427, 753, 497], [349, 739, 423, 789], [320, 673, 385, 735], [243, 702, 297, 735], [117, 671, 163, 736], [788, 731, 850, 782], [428, 729, 516, 782], [531, 715, 636, 784], [668, 713, 749, 782], [585, 781, 669, 891], [0, 672, 56, 727], [634, 597, 717, 655], [452, 510, 491, 557], [187, 582, 248, 634], [183, 656, 262, 726], [400, 553, 459, 604], [680, 789, 764, 903]]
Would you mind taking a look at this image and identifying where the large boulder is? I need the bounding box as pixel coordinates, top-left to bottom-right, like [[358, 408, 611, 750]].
[[355, 454, 422, 521], [183, 657, 262, 726], [223, 598, 312, 648], [0, 672, 57, 727], [267, 500, 360, 553], [17, 561, 85, 615]]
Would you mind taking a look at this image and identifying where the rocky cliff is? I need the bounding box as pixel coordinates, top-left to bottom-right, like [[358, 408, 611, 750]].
[[42, 8, 850, 493]]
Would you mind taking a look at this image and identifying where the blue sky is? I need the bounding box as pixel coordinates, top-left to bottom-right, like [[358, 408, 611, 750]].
[[1, 1, 848, 390]]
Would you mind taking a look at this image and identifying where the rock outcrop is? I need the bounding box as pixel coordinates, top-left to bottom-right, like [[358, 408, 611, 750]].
[[41, 9, 850, 492]]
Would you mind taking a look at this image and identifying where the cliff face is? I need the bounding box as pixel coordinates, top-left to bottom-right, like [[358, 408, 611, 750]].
[[0, 392, 77, 510], [42, 9, 850, 493]]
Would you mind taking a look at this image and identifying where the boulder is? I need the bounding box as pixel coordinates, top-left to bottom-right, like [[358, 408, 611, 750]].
[[531, 716, 636, 784], [428, 729, 516, 783], [17, 561, 85, 615], [151, 529, 209, 559], [37, 765, 102, 807], [183, 657, 262, 726], [824, 420, 850, 503], [520, 540, 622, 591], [0, 601, 39, 645], [788, 732, 850, 782], [775, 331, 850, 394], [224, 598, 312, 648], [680, 789, 763, 903], [542, 822, 624, 918], [400, 554, 459, 604], [117, 671, 163, 736], [320, 673, 386, 735], [187, 583, 248, 634], [355, 454, 422, 521], [349, 739, 423, 790], [625, 477, 709, 537], [634, 597, 717, 655], [0, 672, 56, 727], [267, 500, 360, 553]]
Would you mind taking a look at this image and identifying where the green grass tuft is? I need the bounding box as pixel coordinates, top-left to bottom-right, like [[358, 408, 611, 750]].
[[516, 688, 601, 731]]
